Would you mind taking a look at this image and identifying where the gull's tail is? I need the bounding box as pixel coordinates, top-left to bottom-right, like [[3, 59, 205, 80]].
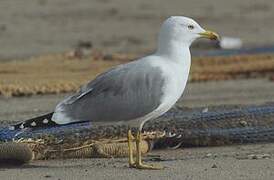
[[9, 112, 58, 130]]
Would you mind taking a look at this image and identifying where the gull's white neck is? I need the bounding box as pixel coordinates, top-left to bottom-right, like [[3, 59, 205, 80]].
[[155, 37, 191, 64], [144, 36, 191, 130]]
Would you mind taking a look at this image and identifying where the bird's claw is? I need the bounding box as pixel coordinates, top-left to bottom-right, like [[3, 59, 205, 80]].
[[133, 162, 163, 170]]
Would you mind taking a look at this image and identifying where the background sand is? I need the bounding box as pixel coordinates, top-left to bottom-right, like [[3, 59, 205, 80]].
[[0, 0, 273, 59], [1, 0, 274, 179]]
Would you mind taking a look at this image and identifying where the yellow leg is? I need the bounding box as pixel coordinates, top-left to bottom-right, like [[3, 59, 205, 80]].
[[135, 130, 163, 170], [127, 129, 135, 167]]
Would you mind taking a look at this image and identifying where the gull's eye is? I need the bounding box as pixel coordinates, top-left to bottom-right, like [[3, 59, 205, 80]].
[[188, 25, 194, 30]]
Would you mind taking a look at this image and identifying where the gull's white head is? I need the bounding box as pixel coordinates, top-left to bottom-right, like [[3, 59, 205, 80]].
[[158, 16, 219, 52]]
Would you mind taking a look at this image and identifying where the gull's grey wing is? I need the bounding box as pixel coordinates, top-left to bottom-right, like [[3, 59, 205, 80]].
[[52, 60, 166, 124]]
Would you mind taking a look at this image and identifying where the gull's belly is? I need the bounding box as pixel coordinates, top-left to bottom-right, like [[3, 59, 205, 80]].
[[152, 60, 190, 118], [160, 72, 188, 112], [135, 57, 190, 129]]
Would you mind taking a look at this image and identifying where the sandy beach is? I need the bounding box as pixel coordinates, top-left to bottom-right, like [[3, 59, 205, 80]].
[[2, 143, 274, 180], [1, 0, 274, 179]]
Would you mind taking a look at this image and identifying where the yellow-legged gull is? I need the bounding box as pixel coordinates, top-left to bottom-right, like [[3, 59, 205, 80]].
[[11, 16, 219, 169]]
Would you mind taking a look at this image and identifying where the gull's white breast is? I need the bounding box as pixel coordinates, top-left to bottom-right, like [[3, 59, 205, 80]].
[[137, 54, 191, 129], [154, 56, 190, 114]]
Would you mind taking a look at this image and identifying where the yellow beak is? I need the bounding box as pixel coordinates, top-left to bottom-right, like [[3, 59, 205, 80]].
[[199, 30, 220, 40]]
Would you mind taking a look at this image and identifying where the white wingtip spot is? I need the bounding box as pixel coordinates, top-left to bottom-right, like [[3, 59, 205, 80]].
[[9, 126, 15, 131], [43, 119, 49, 124], [31, 122, 36, 126], [176, 134, 182, 138], [202, 108, 209, 113], [19, 124, 24, 129], [167, 132, 176, 137]]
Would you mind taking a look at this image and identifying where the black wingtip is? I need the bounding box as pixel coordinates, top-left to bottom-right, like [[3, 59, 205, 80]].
[[10, 112, 58, 130]]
